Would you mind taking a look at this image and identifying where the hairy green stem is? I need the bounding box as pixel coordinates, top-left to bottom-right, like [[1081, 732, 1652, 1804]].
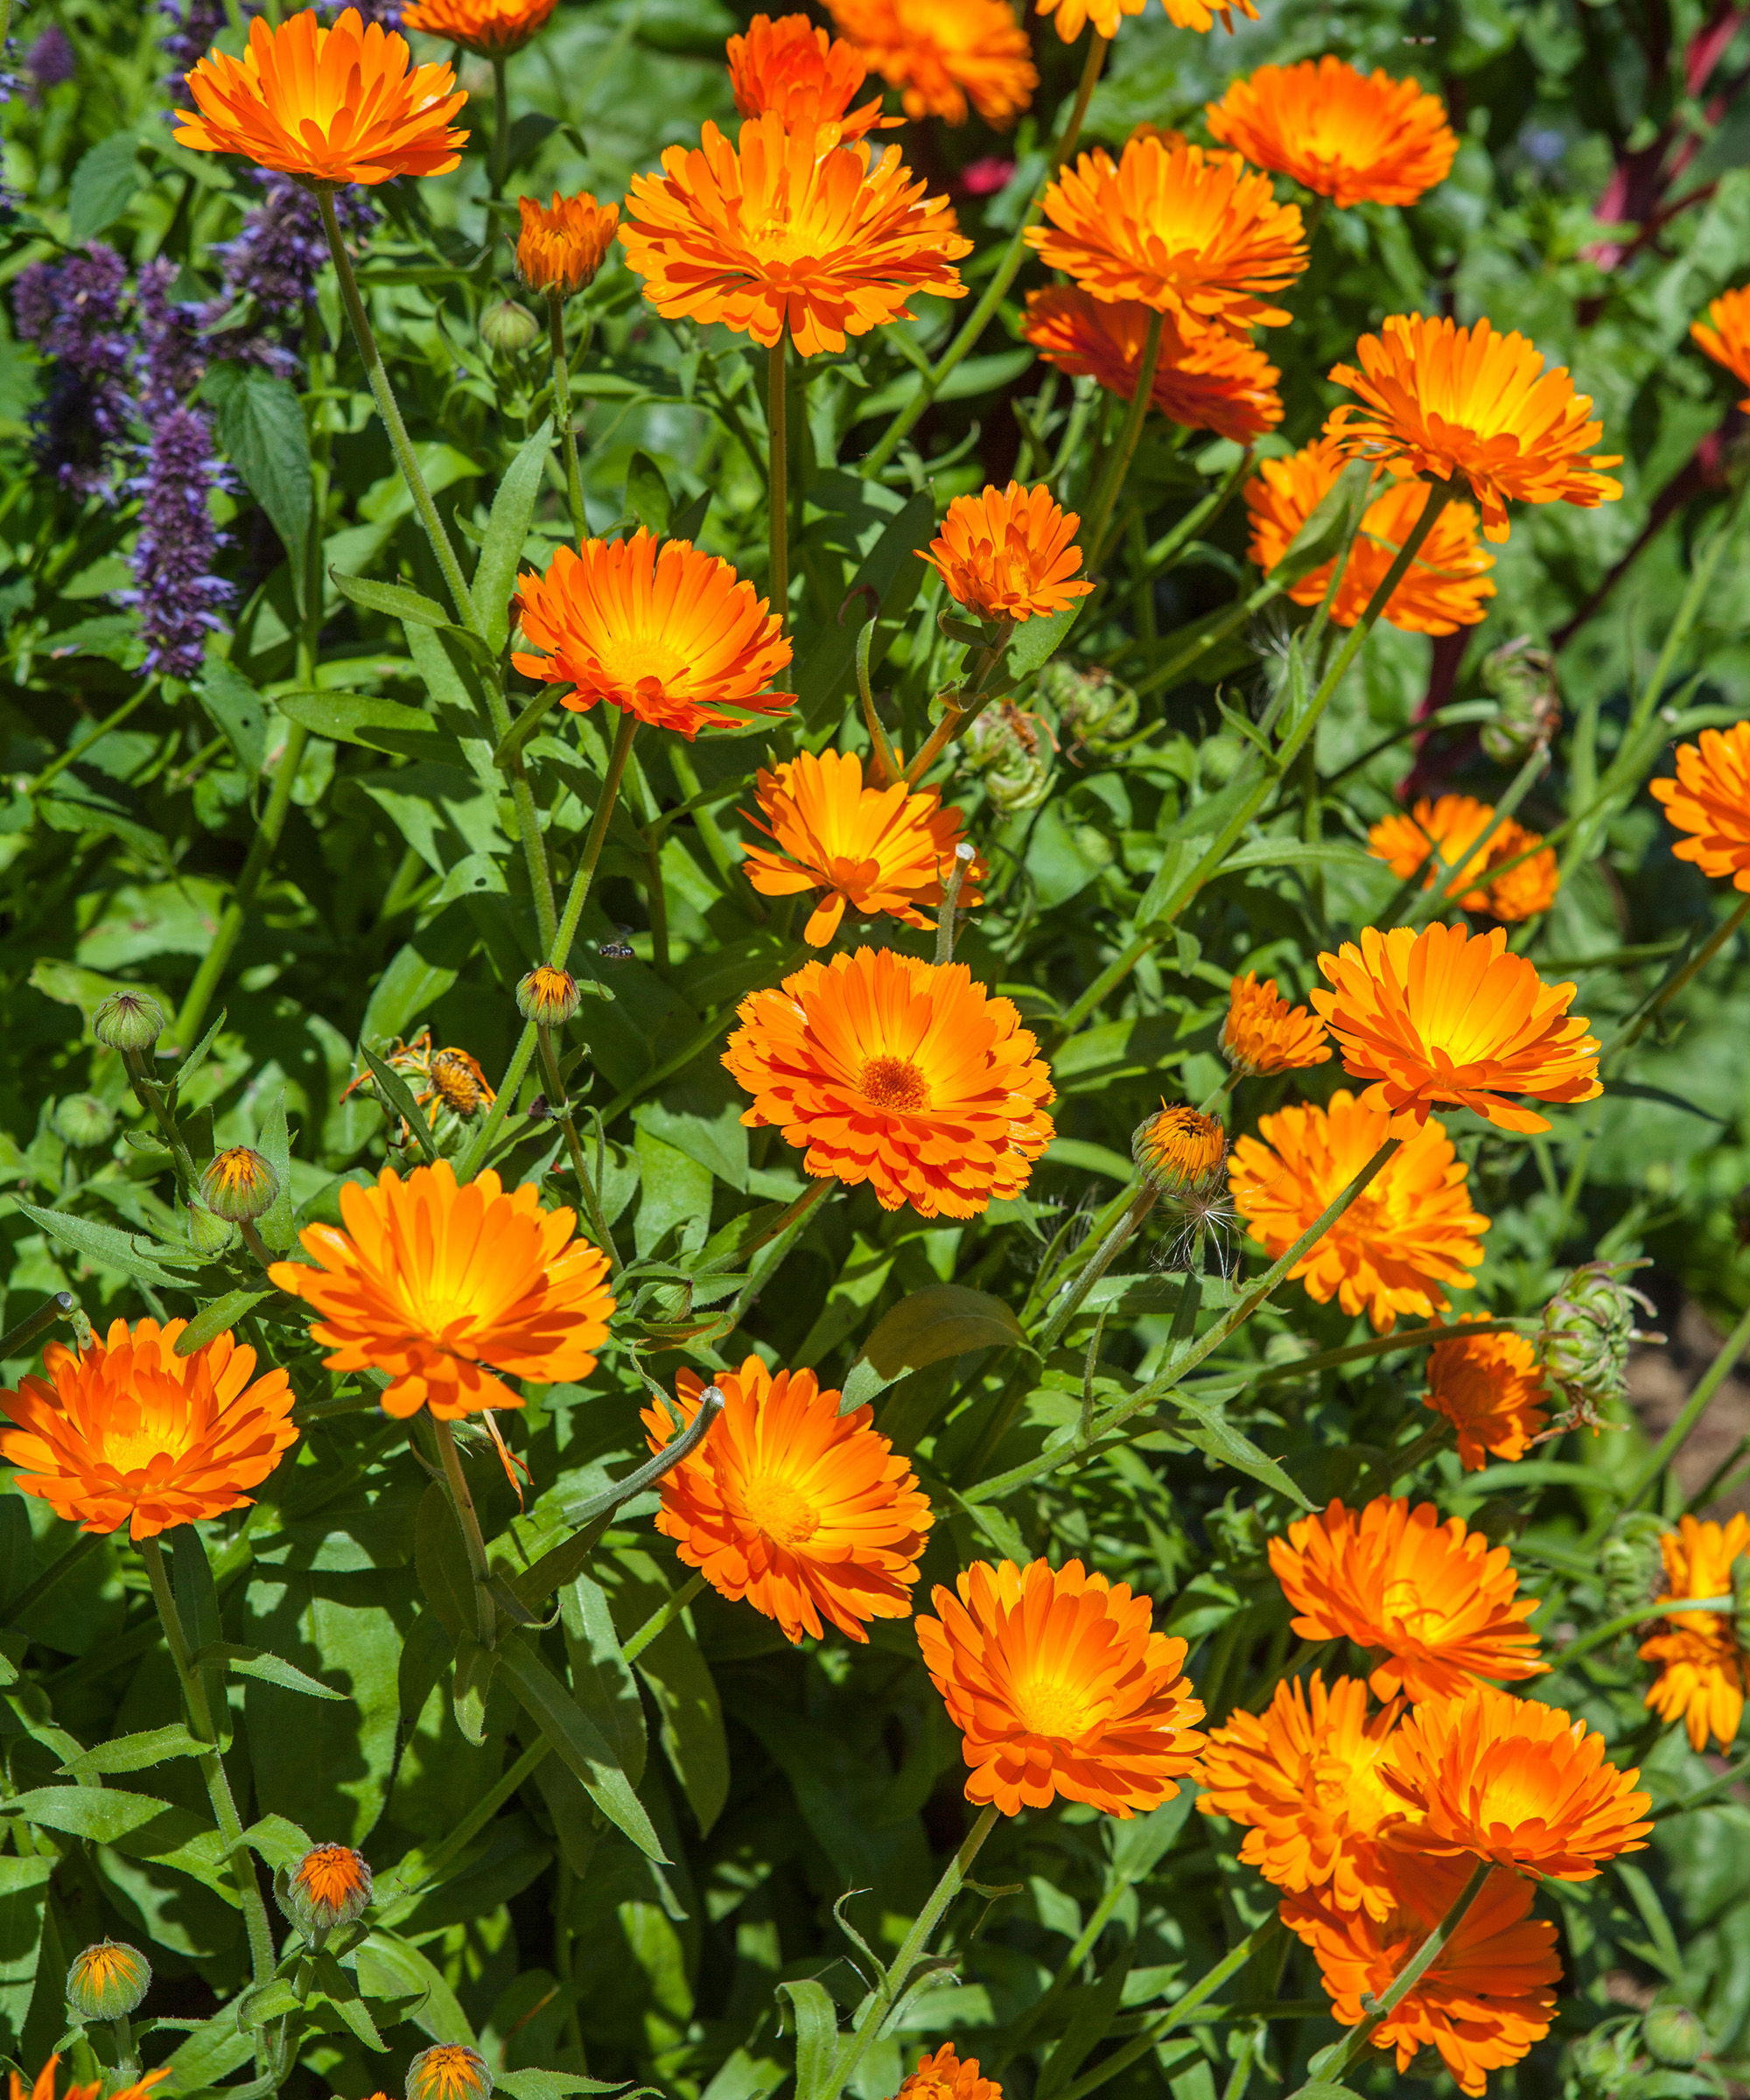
[[433, 1418, 497, 1648], [547, 291, 588, 540], [1081, 309, 1165, 570], [536, 1025, 620, 1270], [491, 54, 511, 197], [768, 332, 789, 629]]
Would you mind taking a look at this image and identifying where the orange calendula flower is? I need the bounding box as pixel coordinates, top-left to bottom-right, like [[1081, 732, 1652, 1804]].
[[741, 747, 984, 946], [9, 2062, 171, 2100], [268, 1158, 614, 1419], [917, 1557, 1207, 1816], [1027, 137, 1307, 339], [1312, 921, 1603, 1135], [175, 9, 467, 186], [401, 0, 555, 54], [1367, 794, 1558, 921], [515, 191, 619, 298], [1221, 970, 1331, 1075], [1206, 58, 1458, 207], [1244, 439, 1494, 636], [727, 12, 898, 141], [1691, 285, 1750, 408], [0, 1318, 297, 1542], [1133, 1103, 1228, 1194], [1325, 314, 1622, 542], [825, 0, 1037, 127], [1269, 1495, 1544, 1704], [286, 1842, 374, 1931], [1381, 1683, 1653, 1880], [1228, 1091, 1488, 1334], [512, 531, 791, 739], [406, 2047, 492, 2100], [1640, 1514, 1750, 1752], [1036, 0, 1256, 42], [644, 1356, 932, 1646], [920, 481, 1094, 624], [723, 947, 1055, 1219], [1423, 1318, 1550, 1469], [1650, 719, 1750, 892], [893, 2046, 1000, 2100]]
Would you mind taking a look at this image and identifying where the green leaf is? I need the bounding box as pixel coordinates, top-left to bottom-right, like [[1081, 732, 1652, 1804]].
[[507, 1514, 614, 1607], [452, 1631, 494, 1746], [240, 1813, 317, 1871], [356, 1040, 442, 1163], [1270, 457, 1375, 586], [330, 570, 451, 629], [192, 1642, 347, 1701], [634, 1610, 729, 1838], [1037, 1942, 1132, 2099], [196, 658, 270, 774], [560, 1572, 647, 1789], [164, 2005, 258, 2091], [842, 1284, 1029, 1411], [275, 689, 460, 762], [174, 1288, 275, 1355], [626, 450, 673, 536], [492, 1633, 668, 1863], [13, 1201, 203, 1291], [475, 417, 553, 653], [1167, 1386, 1312, 1510], [797, 490, 934, 729], [1005, 596, 1083, 681], [68, 132, 141, 243], [59, 1724, 210, 1778], [776, 1978, 842, 2100], [251, 1085, 297, 1253], [171, 1523, 227, 1735], [205, 364, 312, 604], [414, 1482, 474, 1641], [497, 2075, 628, 2100]]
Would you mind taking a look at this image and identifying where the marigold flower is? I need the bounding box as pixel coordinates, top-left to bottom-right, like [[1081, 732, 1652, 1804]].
[[920, 482, 1093, 624], [644, 1356, 932, 1644], [406, 2046, 492, 2100], [1027, 137, 1307, 338], [741, 748, 984, 946], [401, 0, 554, 55], [1325, 314, 1622, 542], [1244, 439, 1494, 636], [1133, 1103, 1227, 1194], [1640, 1514, 1750, 1752], [1650, 719, 1750, 892], [0, 1318, 297, 1542], [1222, 970, 1331, 1075], [1035, 0, 1256, 42], [618, 113, 969, 357], [728, 12, 897, 141], [1366, 794, 1558, 920], [65, 1941, 151, 2021], [1312, 921, 1603, 1135], [515, 192, 619, 298], [282, 1842, 374, 1935], [824, 0, 1037, 127], [893, 2046, 999, 2100], [512, 531, 791, 739], [917, 1557, 1207, 1816], [1269, 1496, 1544, 1704], [268, 1158, 614, 1418], [1691, 285, 1750, 408], [1423, 1318, 1550, 1469], [10, 2061, 171, 2100], [1206, 58, 1458, 207], [175, 9, 467, 186], [1228, 1091, 1487, 1334]]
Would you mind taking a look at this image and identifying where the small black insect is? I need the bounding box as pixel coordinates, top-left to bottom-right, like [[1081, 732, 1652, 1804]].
[[598, 939, 634, 961]]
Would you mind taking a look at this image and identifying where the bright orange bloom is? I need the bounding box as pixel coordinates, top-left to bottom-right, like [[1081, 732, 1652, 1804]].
[[723, 947, 1055, 1219], [515, 192, 619, 298], [644, 1356, 932, 1644], [1312, 922, 1603, 1135], [1035, 0, 1256, 42], [1381, 1683, 1653, 1880], [512, 531, 791, 739], [1269, 1496, 1544, 1704], [1194, 1672, 1402, 1917], [1133, 1103, 1228, 1194], [824, 0, 1037, 127], [1640, 1514, 1750, 1751], [1423, 1318, 1550, 1470], [920, 481, 1093, 624], [1022, 287, 1283, 444], [0, 1318, 296, 1542], [618, 112, 969, 357], [1244, 439, 1494, 635], [1282, 1852, 1560, 2096], [401, 0, 554, 55], [9, 2061, 171, 2100], [727, 12, 897, 142], [175, 9, 466, 186], [1367, 794, 1558, 920], [1650, 720, 1750, 892], [1027, 138, 1306, 338], [917, 1558, 1206, 1816], [1325, 314, 1622, 542], [1691, 285, 1750, 408], [406, 2048, 491, 2100], [1221, 970, 1331, 1075], [1228, 1091, 1488, 1334], [741, 748, 983, 946], [268, 1158, 614, 1419], [288, 1842, 374, 1928], [1206, 58, 1458, 206], [893, 2046, 1001, 2100]]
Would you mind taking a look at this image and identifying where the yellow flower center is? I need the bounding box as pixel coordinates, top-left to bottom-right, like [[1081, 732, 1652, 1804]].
[[1013, 1675, 1094, 1740], [742, 1474, 821, 1548], [859, 1054, 930, 1113], [99, 1388, 198, 1475]]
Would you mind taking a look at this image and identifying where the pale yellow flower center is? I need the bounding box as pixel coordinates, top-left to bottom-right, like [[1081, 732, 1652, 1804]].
[[99, 1387, 198, 1474], [1014, 1675, 1094, 1740], [742, 1474, 821, 1548], [859, 1054, 930, 1113]]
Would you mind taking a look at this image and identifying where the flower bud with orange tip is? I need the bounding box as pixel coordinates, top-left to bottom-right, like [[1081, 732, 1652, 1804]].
[[200, 1145, 281, 1224], [515, 191, 619, 299], [1035, 0, 1257, 43], [65, 1940, 151, 2022], [406, 2045, 493, 2100], [1205, 58, 1459, 207], [920, 482, 1094, 626], [278, 1842, 374, 1938], [824, 0, 1038, 128], [893, 2046, 1002, 2100], [401, 0, 556, 55], [1650, 719, 1750, 892], [1422, 1318, 1550, 1469], [1691, 285, 1750, 407], [1221, 971, 1331, 1076], [517, 963, 582, 1027], [727, 12, 898, 141], [1132, 1103, 1227, 1196]]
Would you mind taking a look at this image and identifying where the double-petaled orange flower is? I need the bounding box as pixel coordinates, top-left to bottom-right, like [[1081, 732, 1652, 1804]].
[[1206, 59, 1458, 206], [1640, 1514, 1750, 1751], [824, 0, 1037, 127], [917, 1558, 1206, 1816], [1651, 720, 1750, 891], [1325, 314, 1622, 542], [894, 2047, 1000, 2100], [723, 948, 1055, 1218], [1423, 1319, 1550, 1469], [1028, 138, 1307, 338], [920, 482, 1093, 623], [727, 12, 898, 141], [1692, 285, 1750, 407], [741, 748, 983, 946], [1221, 971, 1331, 1075], [0, 1318, 297, 1542], [1228, 1092, 1487, 1334], [512, 532, 791, 739], [1270, 1496, 1544, 1703], [269, 1158, 614, 1418], [1035, 0, 1257, 42], [1244, 439, 1494, 635], [1367, 794, 1558, 920], [10, 2060, 171, 2100], [644, 1357, 932, 1645], [402, 0, 555, 55], [176, 9, 467, 186], [516, 192, 619, 298]]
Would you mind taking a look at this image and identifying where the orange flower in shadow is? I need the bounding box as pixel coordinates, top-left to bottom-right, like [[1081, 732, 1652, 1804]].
[[516, 191, 620, 297], [1650, 719, 1750, 891], [1640, 1514, 1750, 1751], [1367, 794, 1558, 921], [920, 481, 1094, 623], [1692, 286, 1750, 408], [1206, 59, 1458, 206], [1423, 1318, 1550, 1469], [893, 2047, 1002, 2100], [825, 0, 1037, 126], [402, 0, 555, 55], [727, 12, 899, 141], [1221, 970, 1331, 1075], [8, 2060, 171, 2100]]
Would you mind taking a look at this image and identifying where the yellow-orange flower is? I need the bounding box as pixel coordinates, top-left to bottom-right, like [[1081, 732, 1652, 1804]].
[[1133, 1103, 1228, 1194], [920, 481, 1094, 623], [1312, 921, 1603, 1135], [1640, 1514, 1750, 1752], [268, 1158, 614, 1419], [1244, 439, 1494, 635], [723, 947, 1055, 1219], [824, 0, 1037, 127], [512, 531, 791, 739], [1027, 138, 1307, 338], [1650, 719, 1750, 892], [175, 9, 467, 186], [287, 1842, 374, 1929], [917, 1557, 1206, 1816], [0, 1318, 297, 1542], [401, 0, 554, 55], [618, 113, 969, 357], [1221, 970, 1331, 1075], [1022, 287, 1283, 444], [741, 748, 983, 946], [1423, 1318, 1550, 1469], [1269, 1496, 1544, 1704], [727, 12, 897, 142], [893, 2046, 1000, 2100], [1228, 1091, 1487, 1334], [1206, 58, 1458, 207], [406, 2048, 491, 2100], [9, 2061, 170, 2100], [1035, 0, 1256, 42], [1380, 1683, 1653, 1880], [1325, 314, 1622, 542], [1691, 285, 1750, 408], [1367, 794, 1558, 920], [644, 1356, 932, 1645], [515, 191, 619, 298]]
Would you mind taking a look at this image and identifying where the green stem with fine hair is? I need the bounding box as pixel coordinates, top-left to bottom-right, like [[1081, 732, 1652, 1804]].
[[1081, 309, 1165, 570], [547, 291, 588, 540], [491, 53, 511, 198], [433, 1418, 497, 1648], [768, 331, 789, 630]]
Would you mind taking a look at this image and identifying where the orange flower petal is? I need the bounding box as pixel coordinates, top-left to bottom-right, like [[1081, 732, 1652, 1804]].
[[919, 480, 1093, 623], [402, 0, 555, 54], [824, 0, 1037, 127], [1640, 1513, 1750, 1752], [1649, 718, 1750, 892], [1423, 1317, 1550, 1469], [1206, 57, 1458, 206], [1221, 970, 1331, 1075], [1691, 284, 1750, 410]]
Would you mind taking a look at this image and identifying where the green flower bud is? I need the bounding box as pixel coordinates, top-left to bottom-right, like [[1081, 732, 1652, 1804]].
[[961, 702, 1054, 814], [480, 299, 541, 354], [199, 1146, 281, 1224], [52, 1095, 116, 1149], [92, 990, 164, 1053], [1538, 1261, 1659, 1423], [407, 2044, 494, 2100], [1480, 637, 1561, 764], [1038, 661, 1138, 754], [65, 1938, 151, 2021], [517, 963, 582, 1027], [277, 1843, 374, 1938], [1642, 2001, 1708, 2069], [1600, 1510, 1668, 1620]]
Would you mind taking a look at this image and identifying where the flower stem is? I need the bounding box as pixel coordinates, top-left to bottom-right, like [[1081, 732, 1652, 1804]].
[[623, 1568, 707, 1662], [536, 1024, 620, 1271], [933, 843, 977, 965], [491, 54, 511, 198], [1081, 307, 1165, 570], [0, 1290, 73, 1366], [121, 1047, 200, 1196], [768, 331, 789, 630], [1038, 1184, 1158, 1354], [547, 290, 588, 540], [433, 1418, 497, 1648]]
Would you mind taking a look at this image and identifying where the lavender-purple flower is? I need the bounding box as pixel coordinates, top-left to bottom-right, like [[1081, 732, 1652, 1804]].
[[13, 245, 136, 495], [124, 406, 234, 682]]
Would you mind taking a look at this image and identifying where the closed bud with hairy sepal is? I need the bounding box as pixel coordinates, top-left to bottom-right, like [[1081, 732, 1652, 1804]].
[[277, 1843, 374, 1938], [186, 1201, 233, 1251], [1038, 661, 1138, 754], [407, 2044, 494, 2100], [960, 700, 1054, 813], [53, 1095, 116, 1149], [199, 1146, 281, 1224], [1480, 635, 1561, 763], [480, 298, 542, 354], [1642, 2001, 1708, 2069], [517, 963, 581, 1027], [65, 1938, 151, 2020], [1539, 1260, 1661, 1424], [1133, 1104, 1228, 1197], [1600, 1509, 1668, 1620], [92, 990, 164, 1052]]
